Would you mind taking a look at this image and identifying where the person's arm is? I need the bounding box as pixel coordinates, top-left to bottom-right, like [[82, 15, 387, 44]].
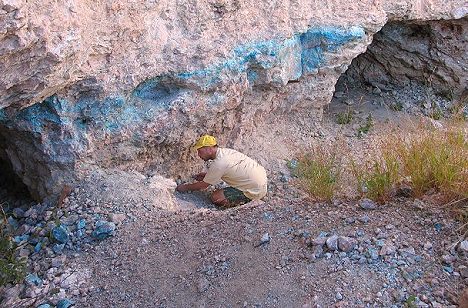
[[192, 172, 207, 181], [176, 181, 210, 192]]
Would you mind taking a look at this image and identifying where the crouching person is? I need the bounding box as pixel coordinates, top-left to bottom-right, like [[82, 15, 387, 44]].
[[176, 135, 267, 208]]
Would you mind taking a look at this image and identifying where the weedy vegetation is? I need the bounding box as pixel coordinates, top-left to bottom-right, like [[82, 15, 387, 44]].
[[351, 150, 399, 203], [0, 204, 26, 286], [357, 114, 374, 137], [336, 109, 353, 125], [293, 119, 468, 218], [292, 150, 342, 202]]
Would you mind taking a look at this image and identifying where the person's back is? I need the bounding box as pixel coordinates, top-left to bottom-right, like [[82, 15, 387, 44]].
[[203, 147, 267, 200]]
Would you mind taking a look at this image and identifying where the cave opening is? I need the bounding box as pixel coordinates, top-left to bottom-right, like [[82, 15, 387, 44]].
[[0, 134, 35, 213], [331, 18, 467, 116]]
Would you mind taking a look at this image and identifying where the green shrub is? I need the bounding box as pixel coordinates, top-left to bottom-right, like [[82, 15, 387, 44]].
[[357, 114, 374, 137], [429, 106, 443, 120], [0, 207, 27, 287], [394, 126, 468, 198], [351, 152, 399, 203], [336, 110, 353, 125], [0, 235, 26, 286], [390, 102, 404, 111], [295, 152, 341, 201]]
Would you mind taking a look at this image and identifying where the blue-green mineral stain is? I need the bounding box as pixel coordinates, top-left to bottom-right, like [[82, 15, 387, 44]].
[[52, 225, 69, 244], [135, 25, 364, 95], [25, 273, 43, 287], [91, 220, 116, 240], [56, 298, 74, 308], [77, 219, 86, 229], [2, 24, 364, 148]]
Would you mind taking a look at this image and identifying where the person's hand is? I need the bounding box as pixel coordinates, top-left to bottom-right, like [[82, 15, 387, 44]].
[[192, 172, 206, 182], [176, 184, 188, 192]]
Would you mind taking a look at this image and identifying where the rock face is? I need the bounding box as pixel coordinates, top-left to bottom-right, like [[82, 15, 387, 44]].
[[342, 18, 468, 97], [0, 0, 467, 200]]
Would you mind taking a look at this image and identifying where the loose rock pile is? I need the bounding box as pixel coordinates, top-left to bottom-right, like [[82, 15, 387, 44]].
[[0, 168, 180, 307]]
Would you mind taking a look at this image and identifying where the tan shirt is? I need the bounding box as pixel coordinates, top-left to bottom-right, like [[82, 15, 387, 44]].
[[203, 148, 268, 200]]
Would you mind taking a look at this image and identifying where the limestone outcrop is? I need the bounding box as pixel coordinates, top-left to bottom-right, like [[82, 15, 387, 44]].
[[0, 0, 467, 201]]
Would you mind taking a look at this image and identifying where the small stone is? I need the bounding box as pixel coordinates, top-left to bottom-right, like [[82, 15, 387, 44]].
[[25, 273, 43, 287], [51, 255, 67, 268], [375, 239, 385, 247], [335, 292, 343, 300], [52, 225, 70, 244], [34, 242, 42, 253], [442, 254, 457, 264], [13, 234, 29, 243], [12, 208, 25, 218], [434, 223, 442, 232], [457, 240, 468, 253], [338, 236, 357, 252], [18, 248, 30, 257], [443, 265, 453, 273], [37, 304, 52, 308], [7, 217, 19, 229], [326, 235, 339, 251], [52, 244, 65, 254], [376, 232, 388, 239], [24, 208, 38, 218], [311, 236, 327, 246], [399, 247, 416, 255], [56, 298, 73, 308], [359, 198, 377, 210], [412, 199, 425, 209], [91, 221, 116, 240], [108, 213, 126, 225], [23, 286, 39, 298], [460, 267, 468, 279], [380, 243, 396, 256], [312, 245, 323, 258], [423, 242, 433, 250], [197, 277, 210, 293], [260, 233, 270, 244], [76, 219, 86, 230], [367, 248, 379, 260], [279, 174, 290, 183]]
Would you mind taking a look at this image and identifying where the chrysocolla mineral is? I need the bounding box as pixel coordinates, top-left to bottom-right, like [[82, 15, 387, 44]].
[[91, 221, 116, 240]]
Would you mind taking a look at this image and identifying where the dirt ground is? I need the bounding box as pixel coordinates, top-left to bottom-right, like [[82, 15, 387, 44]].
[[66, 87, 467, 308]]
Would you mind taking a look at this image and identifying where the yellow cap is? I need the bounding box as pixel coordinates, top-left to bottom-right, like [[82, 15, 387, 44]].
[[193, 135, 217, 150]]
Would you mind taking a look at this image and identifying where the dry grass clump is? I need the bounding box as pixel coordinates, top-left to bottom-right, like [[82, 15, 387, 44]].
[[351, 150, 399, 203], [395, 124, 468, 198], [294, 120, 468, 207], [292, 149, 342, 202]]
